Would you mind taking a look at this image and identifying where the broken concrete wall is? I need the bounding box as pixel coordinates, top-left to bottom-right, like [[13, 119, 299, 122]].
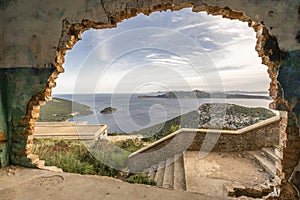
[[0, 67, 55, 167], [0, 0, 299, 198], [277, 50, 300, 194], [0, 0, 299, 68]]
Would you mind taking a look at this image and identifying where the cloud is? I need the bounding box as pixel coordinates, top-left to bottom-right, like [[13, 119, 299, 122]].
[[53, 8, 269, 94], [175, 22, 208, 31]]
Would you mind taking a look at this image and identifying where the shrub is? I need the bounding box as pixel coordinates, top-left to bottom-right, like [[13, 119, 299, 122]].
[[126, 174, 156, 185], [32, 139, 122, 177]]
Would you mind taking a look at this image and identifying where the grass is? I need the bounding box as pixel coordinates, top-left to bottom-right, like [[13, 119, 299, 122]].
[[32, 138, 124, 177], [113, 139, 146, 153], [32, 138, 147, 172], [32, 138, 157, 185], [126, 174, 156, 185]]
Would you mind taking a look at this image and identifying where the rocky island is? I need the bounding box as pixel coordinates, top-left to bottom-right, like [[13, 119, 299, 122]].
[[138, 90, 270, 100], [100, 107, 117, 114]]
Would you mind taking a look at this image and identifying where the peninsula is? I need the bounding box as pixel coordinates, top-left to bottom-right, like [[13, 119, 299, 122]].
[[138, 90, 270, 100]]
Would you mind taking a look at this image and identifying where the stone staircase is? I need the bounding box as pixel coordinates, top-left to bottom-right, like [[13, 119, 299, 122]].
[[142, 154, 187, 191], [253, 147, 278, 179], [137, 149, 278, 198]]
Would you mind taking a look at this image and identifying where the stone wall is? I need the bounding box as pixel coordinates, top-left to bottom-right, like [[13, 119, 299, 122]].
[[0, 0, 300, 199], [189, 120, 280, 152], [129, 117, 280, 172]]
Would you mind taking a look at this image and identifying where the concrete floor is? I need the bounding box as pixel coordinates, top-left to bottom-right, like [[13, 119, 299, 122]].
[[184, 151, 271, 198], [0, 166, 224, 200]]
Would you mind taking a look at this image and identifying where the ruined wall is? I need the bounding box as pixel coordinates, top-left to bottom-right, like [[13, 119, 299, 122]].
[[0, 0, 300, 199]]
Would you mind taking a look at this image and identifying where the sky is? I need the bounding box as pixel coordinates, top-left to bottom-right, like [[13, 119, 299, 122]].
[[53, 8, 270, 94]]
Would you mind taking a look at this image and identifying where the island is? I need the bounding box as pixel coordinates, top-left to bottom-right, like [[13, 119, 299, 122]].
[[100, 107, 117, 114], [138, 90, 271, 100]]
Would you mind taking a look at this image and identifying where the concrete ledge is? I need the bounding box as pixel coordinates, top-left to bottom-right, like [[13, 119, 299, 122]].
[[35, 122, 88, 126], [34, 122, 108, 140], [236, 115, 281, 134]]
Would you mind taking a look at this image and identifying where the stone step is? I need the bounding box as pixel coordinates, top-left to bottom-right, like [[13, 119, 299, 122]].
[[154, 161, 166, 187], [148, 164, 158, 180], [223, 182, 238, 197], [253, 152, 276, 178], [173, 154, 187, 191], [262, 147, 278, 163], [143, 167, 155, 181], [163, 157, 174, 189]]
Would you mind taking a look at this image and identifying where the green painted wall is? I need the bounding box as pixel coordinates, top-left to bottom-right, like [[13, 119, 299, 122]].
[[0, 67, 55, 167], [278, 50, 300, 126]]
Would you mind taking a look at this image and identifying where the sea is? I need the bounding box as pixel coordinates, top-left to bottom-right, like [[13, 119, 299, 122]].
[[54, 93, 274, 134]]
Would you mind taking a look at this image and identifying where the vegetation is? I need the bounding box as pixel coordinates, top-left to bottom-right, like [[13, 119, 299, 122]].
[[226, 104, 275, 120], [131, 110, 199, 140], [113, 139, 146, 153], [32, 139, 125, 177], [32, 138, 157, 185], [38, 98, 93, 122], [126, 174, 156, 185], [108, 132, 128, 136]]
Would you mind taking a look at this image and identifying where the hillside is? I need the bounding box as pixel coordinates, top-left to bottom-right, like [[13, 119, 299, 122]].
[[198, 103, 275, 130], [131, 103, 276, 141], [38, 98, 93, 122]]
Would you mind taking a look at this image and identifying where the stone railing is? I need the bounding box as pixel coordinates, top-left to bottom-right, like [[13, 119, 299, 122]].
[[128, 115, 281, 172]]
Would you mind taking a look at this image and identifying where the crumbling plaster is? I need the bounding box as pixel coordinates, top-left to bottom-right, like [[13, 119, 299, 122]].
[[0, 0, 299, 68], [0, 0, 300, 199]]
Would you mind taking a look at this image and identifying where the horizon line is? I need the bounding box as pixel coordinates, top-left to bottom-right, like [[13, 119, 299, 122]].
[[53, 90, 269, 95]]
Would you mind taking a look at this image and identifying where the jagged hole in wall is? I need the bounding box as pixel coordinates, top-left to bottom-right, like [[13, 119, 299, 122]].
[[33, 8, 281, 198]]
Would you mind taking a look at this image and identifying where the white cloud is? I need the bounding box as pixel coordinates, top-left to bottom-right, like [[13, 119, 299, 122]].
[[53, 8, 269, 94], [175, 22, 207, 31]]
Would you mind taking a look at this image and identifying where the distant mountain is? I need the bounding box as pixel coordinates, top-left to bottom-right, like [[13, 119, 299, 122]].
[[226, 90, 268, 94], [138, 90, 271, 100]]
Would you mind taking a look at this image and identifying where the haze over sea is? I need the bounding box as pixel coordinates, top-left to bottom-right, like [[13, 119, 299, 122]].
[[54, 93, 273, 133]]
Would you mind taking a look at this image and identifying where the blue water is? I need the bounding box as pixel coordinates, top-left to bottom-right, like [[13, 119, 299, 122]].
[[54, 93, 273, 133]]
